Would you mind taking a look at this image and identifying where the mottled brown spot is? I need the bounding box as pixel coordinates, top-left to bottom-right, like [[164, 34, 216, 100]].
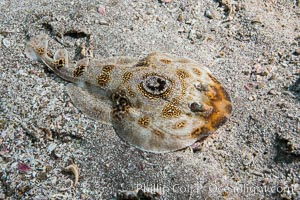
[[173, 121, 187, 129], [176, 69, 190, 79], [177, 59, 190, 63], [73, 65, 86, 77], [179, 81, 187, 97], [112, 109, 127, 120], [190, 127, 201, 138], [36, 47, 44, 55], [53, 58, 65, 69], [193, 68, 202, 76], [138, 116, 150, 128], [127, 88, 136, 97], [47, 52, 53, 58], [96, 65, 114, 87], [135, 58, 152, 68], [116, 58, 134, 65], [160, 59, 172, 64], [152, 129, 164, 138], [122, 72, 133, 83], [225, 103, 232, 114], [171, 98, 180, 105], [112, 92, 131, 119], [97, 73, 110, 87], [161, 103, 182, 118], [190, 126, 212, 138], [102, 65, 115, 73]]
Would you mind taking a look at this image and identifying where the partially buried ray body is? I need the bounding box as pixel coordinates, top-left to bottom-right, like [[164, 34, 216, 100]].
[[25, 34, 232, 153]]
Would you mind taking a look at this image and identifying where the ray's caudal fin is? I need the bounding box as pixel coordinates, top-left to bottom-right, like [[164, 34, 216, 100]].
[[25, 34, 85, 83]]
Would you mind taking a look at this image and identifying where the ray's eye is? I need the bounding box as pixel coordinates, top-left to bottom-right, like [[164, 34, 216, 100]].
[[141, 74, 171, 96]]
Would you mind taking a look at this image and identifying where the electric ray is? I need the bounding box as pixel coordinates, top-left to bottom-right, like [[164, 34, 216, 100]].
[[25, 34, 232, 153]]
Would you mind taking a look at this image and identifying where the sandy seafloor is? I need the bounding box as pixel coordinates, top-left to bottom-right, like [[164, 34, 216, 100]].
[[0, 0, 300, 199]]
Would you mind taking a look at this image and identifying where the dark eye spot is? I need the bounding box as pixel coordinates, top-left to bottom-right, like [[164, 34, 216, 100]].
[[141, 75, 171, 96], [146, 76, 167, 92]]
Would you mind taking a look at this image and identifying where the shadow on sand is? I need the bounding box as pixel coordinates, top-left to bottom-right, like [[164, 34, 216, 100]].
[[289, 77, 300, 101]]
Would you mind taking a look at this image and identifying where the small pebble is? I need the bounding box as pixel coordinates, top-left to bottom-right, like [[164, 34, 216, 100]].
[[243, 70, 250, 75], [32, 171, 37, 178], [256, 82, 265, 89], [248, 95, 256, 101], [260, 70, 268, 76], [268, 89, 276, 95], [177, 13, 183, 22], [47, 143, 57, 153], [97, 6, 106, 16], [268, 73, 277, 80], [185, 20, 192, 25], [294, 48, 300, 56], [218, 51, 225, 57], [38, 172, 48, 181], [280, 62, 288, 68], [250, 170, 264, 177], [196, 32, 203, 40], [2, 38, 10, 48], [18, 162, 31, 173], [204, 9, 214, 19], [188, 29, 196, 40]]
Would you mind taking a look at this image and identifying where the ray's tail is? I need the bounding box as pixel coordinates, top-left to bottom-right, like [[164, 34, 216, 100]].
[[25, 34, 85, 82]]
